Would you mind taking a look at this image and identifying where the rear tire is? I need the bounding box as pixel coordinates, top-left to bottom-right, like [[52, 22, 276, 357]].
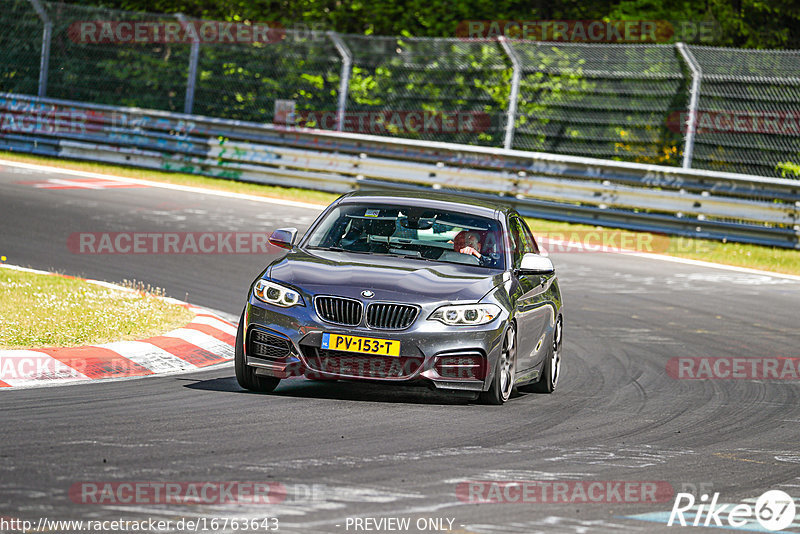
[[235, 310, 280, 393], [530, 316, 562, 394], [479, 325, 516, 405]]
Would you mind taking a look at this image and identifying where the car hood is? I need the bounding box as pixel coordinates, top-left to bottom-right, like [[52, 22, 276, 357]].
[[267, 248, 505, 304]]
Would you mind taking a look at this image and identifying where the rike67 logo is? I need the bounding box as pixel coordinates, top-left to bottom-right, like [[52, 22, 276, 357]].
[[668, 490, 797, 531]]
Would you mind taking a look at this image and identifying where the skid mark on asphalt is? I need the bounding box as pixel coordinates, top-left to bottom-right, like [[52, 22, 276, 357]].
[[578, 326, 681, 345], [703, 449, 800, 466], [241, 444, 695, 476], [60, 439, 155, 449], [444, 469, 597, 483], [540, 445, 694, 469], [245, 445, 523, 471], [713, 452, 767, 464]]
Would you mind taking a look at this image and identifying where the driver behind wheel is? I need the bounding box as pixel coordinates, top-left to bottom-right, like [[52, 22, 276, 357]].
[[453, 230, 482, 259]]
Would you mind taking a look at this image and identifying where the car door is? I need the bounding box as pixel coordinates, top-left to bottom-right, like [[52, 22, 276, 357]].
[[508, 216, 552, 376]]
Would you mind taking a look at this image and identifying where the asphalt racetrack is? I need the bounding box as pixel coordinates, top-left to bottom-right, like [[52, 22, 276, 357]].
[[1, 162, 799, 534]]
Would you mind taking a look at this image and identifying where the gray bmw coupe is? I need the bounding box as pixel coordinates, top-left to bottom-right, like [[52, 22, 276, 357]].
[[235, 191, 563, 404]]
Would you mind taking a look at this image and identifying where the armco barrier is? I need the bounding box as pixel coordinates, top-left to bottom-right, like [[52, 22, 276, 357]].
[[1, 92, 799, 248]]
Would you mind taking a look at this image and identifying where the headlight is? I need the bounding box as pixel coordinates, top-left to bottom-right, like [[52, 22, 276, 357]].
[[428, 303, 501, 326], [253, 279, 304, 307]]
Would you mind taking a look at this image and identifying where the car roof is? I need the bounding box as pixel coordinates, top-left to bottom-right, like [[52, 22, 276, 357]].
[[337, 190, 517, 219]]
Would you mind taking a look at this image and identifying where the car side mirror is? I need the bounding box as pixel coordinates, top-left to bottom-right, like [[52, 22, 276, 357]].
[[518, 253, 555, 275], [269, 227, 297, 250]]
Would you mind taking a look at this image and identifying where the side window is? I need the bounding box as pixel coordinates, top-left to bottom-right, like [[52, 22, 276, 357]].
[[508, 217, 527, 267], [518, 218, 540, 254], [509, 217, 539, 267]]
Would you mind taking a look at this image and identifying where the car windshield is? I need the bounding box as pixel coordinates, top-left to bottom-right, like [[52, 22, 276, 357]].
[[305, 203, 505, 269]]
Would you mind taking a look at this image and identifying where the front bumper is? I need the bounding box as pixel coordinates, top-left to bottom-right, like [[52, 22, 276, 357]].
[[243, 298, 507, 392]]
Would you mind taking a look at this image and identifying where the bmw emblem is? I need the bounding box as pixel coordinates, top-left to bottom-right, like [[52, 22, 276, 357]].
[[361, 290, 375, 298]]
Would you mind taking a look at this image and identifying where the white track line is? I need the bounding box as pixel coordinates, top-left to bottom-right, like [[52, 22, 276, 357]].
[[0, 158, 325, 210]]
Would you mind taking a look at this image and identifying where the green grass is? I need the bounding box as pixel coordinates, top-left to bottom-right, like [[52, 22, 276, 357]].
[[0, 268, 194, 349], [1, 150, 798, 275]]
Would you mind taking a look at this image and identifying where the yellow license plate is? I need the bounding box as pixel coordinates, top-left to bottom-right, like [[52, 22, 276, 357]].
[[321, 333, 400, 356]]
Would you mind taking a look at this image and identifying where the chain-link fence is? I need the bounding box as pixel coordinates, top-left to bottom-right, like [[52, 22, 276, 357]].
[[1, 0, 799, 178], [0, 0, 43, 97], [688, 46, 800, 177], [339, 35, 510, 146], [192, 30, 343, 124], [512, 43, 688, 164], [44, 2, 191, 110]]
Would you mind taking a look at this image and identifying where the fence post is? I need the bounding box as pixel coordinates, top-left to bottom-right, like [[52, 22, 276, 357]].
[[27, 0, 52, 98], [498, 36, 521, 151], [676, 42, 702, 169], [176, 13, 199, 115], [328, 31, 352, 132]]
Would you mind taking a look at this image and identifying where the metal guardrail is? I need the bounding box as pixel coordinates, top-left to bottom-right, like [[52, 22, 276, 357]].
[[1, 92, 799, 248]]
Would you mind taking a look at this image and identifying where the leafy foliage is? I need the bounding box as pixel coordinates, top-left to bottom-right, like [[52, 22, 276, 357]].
[[66, 0, 800, 48]]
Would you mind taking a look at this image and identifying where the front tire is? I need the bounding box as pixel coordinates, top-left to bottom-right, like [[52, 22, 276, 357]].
[[235, 311, 280, 393], [530, 316, 562, 393], [480, 325, 517, 405]]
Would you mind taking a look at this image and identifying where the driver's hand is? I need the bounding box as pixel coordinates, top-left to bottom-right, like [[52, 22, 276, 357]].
[[459, 246, 481, 258]]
